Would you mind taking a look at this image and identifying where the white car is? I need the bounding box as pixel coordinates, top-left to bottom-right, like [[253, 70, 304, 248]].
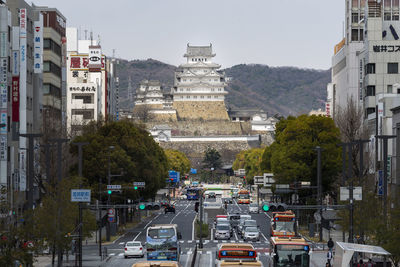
[[124, 241, 144, 258], [249, 203, 259, 213]]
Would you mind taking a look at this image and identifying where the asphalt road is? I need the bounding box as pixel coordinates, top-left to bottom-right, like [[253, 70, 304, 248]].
[[93, 197, 326, 267]]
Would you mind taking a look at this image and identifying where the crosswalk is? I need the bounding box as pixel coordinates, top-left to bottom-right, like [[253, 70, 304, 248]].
[[179, 239, 269, 245]]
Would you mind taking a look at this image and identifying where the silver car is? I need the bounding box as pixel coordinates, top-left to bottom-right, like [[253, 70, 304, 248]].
[[215, 224, 231, 240], [239, 219, 257, 236], [243, 226, 260, 241], [249, 203, 259, 213]]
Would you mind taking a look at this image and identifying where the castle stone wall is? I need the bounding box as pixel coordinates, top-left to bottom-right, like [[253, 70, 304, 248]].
[[173, 101, 229, 120]]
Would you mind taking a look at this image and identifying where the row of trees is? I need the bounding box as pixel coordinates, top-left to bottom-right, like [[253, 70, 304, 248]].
[[232, 98, 400, 265]]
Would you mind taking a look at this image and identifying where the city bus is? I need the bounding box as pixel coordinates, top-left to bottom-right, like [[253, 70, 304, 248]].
[[146, 224, 180, 261], [186, 187, 202, 200], [271, 211, 296, 237], [132, 261, 181, 267], [237, 189, 250, 204], [269, 237, 310, 267], [216, 243, 258, 266]]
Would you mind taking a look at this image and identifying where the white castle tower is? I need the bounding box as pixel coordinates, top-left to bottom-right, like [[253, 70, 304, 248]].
[[172, 44, 229, 120]]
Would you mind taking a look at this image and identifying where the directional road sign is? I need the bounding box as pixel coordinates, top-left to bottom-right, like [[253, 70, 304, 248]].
[[168, 171, 180, 183], [340, 187, 362, 201], [71, 189, 91, 202], [107, 185, 121, 190], [133, 182, 145, 188]]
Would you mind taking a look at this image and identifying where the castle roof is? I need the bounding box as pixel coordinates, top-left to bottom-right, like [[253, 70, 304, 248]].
[[184, 44, 215, 57]]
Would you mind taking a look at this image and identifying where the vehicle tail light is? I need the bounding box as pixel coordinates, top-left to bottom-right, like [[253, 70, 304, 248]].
[[168, 247, 177, 251], [125, 248, 127, 251], [140, 247, 143, 250]]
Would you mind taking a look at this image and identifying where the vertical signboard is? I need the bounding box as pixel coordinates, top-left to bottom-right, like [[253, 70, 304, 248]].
[[33, 15, 43, 73], [19, 8, 27, 191], [88, 45, 102, 72], [12, 77, 19, 122], [0, 6, 8, 185]]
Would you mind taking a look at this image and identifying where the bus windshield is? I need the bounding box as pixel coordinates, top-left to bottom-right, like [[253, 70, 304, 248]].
[[148, 228, 175, 239], [275, 245, 309, 267], [275, 221, 295, 232]]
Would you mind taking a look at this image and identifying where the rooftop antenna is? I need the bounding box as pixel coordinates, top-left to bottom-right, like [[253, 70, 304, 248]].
[[84, 29, 88, 40], [98, 34, 101, 46], [112, 49, 115, 59], [90, 31, 93, 45]]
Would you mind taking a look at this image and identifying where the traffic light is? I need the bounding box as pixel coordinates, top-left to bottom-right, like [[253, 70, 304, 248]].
[[139, 204, 146, 210], [134, 186, 138, 190], [243, 176, 246, 179], [262, 203, 288, 212], [107, 190, 112, 195], [262, 203, 270, 212], [185, 175, 188, 179], [194, 201, 199, 212]]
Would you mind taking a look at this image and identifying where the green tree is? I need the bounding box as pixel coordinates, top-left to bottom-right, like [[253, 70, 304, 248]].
[[233, 148, 264, 184], [202, 147, 222, 170], [164, 149, 191, 174], [71, 120, 169, 200], [33, 176, 97, 265], [261, 115, 341, 191]]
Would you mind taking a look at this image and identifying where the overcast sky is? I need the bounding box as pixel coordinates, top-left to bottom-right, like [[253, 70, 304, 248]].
[[30, 0, 344, 70]]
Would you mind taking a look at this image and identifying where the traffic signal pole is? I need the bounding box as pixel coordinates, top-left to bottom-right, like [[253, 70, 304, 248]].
[[73, 142, 89, 267]]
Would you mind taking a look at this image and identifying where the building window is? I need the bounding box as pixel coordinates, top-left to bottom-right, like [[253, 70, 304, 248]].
[[388, 85, 393, 93], [365, 63, 376, 74], [73, 94, 93, 104], [186, 96, 190, 99], [388, 63, 398, 74], [366, 85, 375, 96], [43, 39, 61, 56], [218, 88, 222, 91], [365, 107, 376, 118], [384, 12, 391, 20], [394, 11, 400, 20], [200, 96, 204, 99], [207, 96, 211, 99], [43, 83, 61, 98], [352, 13, 359, 23], [214, 96, 218, 98], [43, 61, 61, 77], [194, 96, 197, 99], [72, 109, 94, 120], [205, 58, 207, 62]]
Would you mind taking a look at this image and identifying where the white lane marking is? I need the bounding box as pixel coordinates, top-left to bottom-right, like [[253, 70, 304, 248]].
[[209, 248, 213, 267], [192, 215, 196, 240], [234, 230, 238, 240], [144, 213, 160, 229], [188, 240, 193, 243], [118, 253, 124, 256], [211, 228, 214, 241], [184, 248, 193, 267], [109, 253, 115, 256], [234, 199, 243, 212], [133, 231, 142, 241], [261, 232, 269, 242], [119, 242, 124, 245], [169, 202, 190, 224]]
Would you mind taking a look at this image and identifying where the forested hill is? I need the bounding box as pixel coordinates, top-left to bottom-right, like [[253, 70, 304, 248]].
[[117, 59, 330, 116]]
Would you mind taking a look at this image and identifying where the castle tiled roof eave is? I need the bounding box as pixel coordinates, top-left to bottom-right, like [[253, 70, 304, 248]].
[[184, 44, 215, 57], [178, 63, 221, 68]]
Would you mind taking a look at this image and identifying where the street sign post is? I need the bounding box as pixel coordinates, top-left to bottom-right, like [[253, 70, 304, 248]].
[[340, 187, 362, 201], [254, 176, 264, 185], [133, 182, 145, 188], [107, 208, 115, 223], [71, 189, 91, 202], [106, 185, 121, 190]]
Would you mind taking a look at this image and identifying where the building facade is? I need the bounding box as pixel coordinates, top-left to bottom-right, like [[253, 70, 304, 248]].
[[1, 0, 45, 214], [172, 44, 229, 120], [32, 5, 66, 134], [66, 27, 118, 136]]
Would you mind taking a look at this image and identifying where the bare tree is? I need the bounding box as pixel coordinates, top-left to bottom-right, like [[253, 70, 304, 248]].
[[133, 105, 154, 122], [335, 96, 372, 178]]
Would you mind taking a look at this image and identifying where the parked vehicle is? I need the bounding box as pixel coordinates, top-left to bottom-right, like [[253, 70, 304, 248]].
[[124, 241, 144, 258]]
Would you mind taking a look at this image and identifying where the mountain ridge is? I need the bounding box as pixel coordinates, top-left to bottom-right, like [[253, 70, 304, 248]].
[[116, 58, 330, 116]]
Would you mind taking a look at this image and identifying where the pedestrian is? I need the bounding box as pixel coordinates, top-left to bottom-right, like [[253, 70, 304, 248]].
[[327, 237, 334, 252], [327, 250, 333, 265], [366, 259, 373, 267], [357, 259, 364, 267]]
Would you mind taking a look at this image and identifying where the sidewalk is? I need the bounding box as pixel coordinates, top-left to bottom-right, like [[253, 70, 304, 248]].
[[34, 254, 109, 267]]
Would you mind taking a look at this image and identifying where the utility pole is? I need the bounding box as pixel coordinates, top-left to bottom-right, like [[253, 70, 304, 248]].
[[199, 192, 203, 249], [347, 142, 354, 243], [376, 135, 396, 227], [73, 142, 89, 267], [48, 138, 69, 267], [19, 133, 42, 210], [315, 146, 323, 242]]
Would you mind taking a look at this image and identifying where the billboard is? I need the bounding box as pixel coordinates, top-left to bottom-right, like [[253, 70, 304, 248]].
[[70, 54, 105, 71], [33, 15, 43, 73]]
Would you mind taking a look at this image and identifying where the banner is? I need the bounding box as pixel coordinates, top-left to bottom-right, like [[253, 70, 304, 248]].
[[88, 45, 102, 72], [19, 8, 27, 191], [12, 77, 19, 122], [33, 15, 43, 73], [0, 84, 6, 109], [0, 110, 6, 134]]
